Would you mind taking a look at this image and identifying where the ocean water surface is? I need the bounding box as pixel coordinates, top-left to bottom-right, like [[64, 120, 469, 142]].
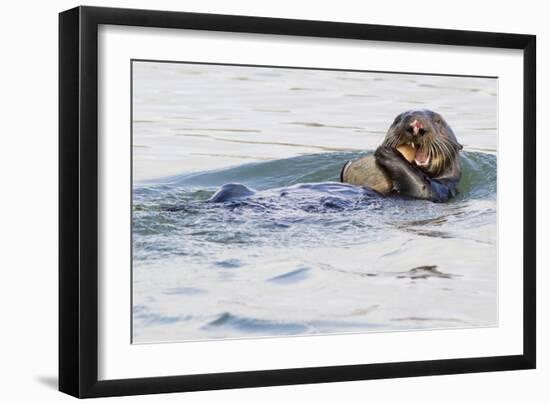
[[132, 61, 497, 343]]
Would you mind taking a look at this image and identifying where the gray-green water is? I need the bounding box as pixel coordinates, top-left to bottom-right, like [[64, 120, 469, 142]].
[[132, 61, 497, 343]]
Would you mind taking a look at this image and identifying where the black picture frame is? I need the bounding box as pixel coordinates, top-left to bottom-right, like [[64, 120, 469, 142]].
[[59, 5, 536, 399]]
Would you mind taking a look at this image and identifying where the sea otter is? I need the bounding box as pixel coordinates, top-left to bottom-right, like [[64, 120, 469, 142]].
[[341, 110, 463, 202]]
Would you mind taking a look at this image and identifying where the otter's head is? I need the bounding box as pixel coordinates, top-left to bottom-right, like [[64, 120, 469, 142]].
[[382, 109, 463, 176]]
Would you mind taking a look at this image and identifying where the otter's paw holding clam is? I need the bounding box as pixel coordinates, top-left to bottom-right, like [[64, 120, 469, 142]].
[[374, 146, 402, 166], [340, 154, 394, 194], [341, 145, 417, 194]]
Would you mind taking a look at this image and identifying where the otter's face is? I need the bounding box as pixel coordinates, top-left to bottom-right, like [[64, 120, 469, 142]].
[[382, 109, 463, 176]]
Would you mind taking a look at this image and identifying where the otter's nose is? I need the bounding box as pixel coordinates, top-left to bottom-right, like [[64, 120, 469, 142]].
[[406, 119, 426, 136]]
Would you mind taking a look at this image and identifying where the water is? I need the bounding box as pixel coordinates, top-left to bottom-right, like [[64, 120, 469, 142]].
[[132, 61, 497, 343]]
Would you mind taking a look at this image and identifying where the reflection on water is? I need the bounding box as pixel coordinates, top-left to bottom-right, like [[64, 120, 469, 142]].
[[132, 61, 497, 343]]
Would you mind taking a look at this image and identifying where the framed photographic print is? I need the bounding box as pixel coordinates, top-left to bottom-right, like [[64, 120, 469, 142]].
[[59, 6, 536, 398]]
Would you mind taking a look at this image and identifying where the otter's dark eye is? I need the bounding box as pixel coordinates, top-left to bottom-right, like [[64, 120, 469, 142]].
[[434, 117, 442, 125], [393, 115, 402, 125]]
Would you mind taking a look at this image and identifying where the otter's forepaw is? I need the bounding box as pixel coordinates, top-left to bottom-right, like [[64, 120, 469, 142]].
[[374, 146, 404, 167]]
